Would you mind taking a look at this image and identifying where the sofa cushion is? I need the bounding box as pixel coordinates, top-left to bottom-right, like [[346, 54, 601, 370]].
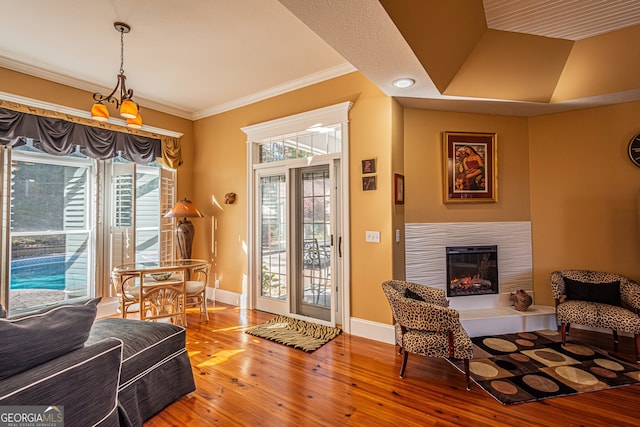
[[87, 318, 189, 386], [564, 277, 621, 306], [87, 318, 195, 425], [0, 300, 98, 381]]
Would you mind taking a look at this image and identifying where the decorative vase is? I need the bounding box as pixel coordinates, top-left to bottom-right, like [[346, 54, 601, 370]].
[[510, 289, 533, 311]]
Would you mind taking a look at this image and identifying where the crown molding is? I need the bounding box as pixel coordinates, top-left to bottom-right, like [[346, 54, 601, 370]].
[[193, 63, 356, 120]]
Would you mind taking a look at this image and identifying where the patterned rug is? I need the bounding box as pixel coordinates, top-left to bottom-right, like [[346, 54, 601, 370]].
[[449, 330, 640, 404], [245, 315, 342, 352]]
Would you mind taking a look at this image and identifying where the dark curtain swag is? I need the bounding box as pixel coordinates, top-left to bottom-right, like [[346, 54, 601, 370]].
[[0, 107, 160, 164]]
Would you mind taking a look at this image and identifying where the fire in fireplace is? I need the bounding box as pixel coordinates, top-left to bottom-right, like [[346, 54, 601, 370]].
[[446, 245, 498, 297]]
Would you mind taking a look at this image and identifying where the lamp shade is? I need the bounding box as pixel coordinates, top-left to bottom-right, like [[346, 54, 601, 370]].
[[90, 103, 109, 122], [164, 199, 204, 219], [126, 113, 142, 129], [119, 99, 138, 119]]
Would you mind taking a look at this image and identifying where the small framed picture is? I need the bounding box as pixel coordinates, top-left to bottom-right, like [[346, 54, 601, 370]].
[[394, 174, 404, 204], [362, 175, 377, 191], [361, 158, 376, 174], [443, 131, 497, 203]]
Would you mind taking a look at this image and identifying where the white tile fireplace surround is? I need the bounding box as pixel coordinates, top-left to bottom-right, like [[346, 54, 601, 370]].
[[405, 222, 556, 337]]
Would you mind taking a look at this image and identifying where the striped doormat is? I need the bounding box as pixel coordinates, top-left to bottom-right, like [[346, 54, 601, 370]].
[[246, 315, 342, 352]]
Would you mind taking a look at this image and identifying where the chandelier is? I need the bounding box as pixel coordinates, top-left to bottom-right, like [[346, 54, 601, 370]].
[[90, 22, 142, 128]]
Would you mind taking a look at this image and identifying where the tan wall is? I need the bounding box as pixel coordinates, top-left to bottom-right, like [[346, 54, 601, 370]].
[[192, 72, 396, 324], [529, 101, 640, 305], [391, 99, 406, 284], [0, 67, 195, 198], [404, 108, 530, 223]]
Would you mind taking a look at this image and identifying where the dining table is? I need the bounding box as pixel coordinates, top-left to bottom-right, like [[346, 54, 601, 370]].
[[111, 259, 210, 325]]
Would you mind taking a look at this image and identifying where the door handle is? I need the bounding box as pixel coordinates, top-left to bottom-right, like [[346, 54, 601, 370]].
[[338, 236, 342, 257]]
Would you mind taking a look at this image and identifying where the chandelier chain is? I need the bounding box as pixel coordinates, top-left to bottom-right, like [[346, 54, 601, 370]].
[[120, 29, 125, 75]]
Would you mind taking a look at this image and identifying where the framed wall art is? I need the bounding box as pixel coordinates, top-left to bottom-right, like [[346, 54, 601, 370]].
[[362, 175, 377, 191], [443, 131, 497, 203], [361, 158, 376, 174], [394, 174, 404, 204]]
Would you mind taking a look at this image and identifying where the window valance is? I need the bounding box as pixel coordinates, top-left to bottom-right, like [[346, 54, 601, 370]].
[[0, 100, 182, 168]]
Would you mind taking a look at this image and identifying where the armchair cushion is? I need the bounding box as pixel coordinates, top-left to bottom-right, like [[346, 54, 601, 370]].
[[404, 288, 425, 301], [564, 277, 622, 306]]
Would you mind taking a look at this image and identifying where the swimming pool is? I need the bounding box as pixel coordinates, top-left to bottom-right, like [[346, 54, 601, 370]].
[[11, 255, 66, 290]]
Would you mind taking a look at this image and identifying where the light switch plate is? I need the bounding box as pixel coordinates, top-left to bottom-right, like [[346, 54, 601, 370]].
[[365, 230, 380, 243]]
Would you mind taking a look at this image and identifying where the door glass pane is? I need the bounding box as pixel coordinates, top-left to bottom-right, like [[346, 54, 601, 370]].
[[301, 168, 331, 308], [259, 175, 287, 299], [9, 158, 91, 314]]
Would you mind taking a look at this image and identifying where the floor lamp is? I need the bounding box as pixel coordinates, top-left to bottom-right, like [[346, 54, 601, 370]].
[[164, 199, 203, 260]]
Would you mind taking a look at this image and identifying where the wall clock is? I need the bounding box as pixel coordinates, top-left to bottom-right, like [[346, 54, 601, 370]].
[[629, 132, 640, 167]]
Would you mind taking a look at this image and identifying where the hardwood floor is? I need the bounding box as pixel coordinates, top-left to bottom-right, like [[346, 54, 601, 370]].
[[145, 302, 640, 427]]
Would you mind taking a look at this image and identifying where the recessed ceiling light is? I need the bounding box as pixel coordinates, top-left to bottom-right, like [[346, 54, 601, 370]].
[[393, 78, 415, 88]]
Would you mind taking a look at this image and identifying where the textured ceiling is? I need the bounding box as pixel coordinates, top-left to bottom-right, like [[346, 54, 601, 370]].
[[483, 0, 640, 40]]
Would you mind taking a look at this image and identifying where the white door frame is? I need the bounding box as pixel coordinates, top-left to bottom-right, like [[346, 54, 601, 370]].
[[242, 102, 352, 331]]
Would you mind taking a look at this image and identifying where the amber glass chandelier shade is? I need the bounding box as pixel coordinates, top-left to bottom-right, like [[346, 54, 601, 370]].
[[126, 113, 142, 129], [164, 199, 204, 219], [119, 100, 138, 119], [90, 103, 109, 122]]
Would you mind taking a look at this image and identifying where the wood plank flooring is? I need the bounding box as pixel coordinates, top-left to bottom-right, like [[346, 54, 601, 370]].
[[144, 302, 640, 427]]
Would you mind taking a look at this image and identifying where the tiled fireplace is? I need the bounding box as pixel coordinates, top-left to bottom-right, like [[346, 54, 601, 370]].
[[405, 222, 556, 336]]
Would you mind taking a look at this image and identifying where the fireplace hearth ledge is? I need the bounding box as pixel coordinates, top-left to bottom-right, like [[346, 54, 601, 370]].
[[447, 292, 557, 337]]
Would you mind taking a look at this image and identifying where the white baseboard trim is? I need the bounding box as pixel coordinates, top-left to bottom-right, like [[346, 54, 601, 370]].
[[97, 297, 120, 318], [349, 317, 396, 345], [210, 288, 246, 308]]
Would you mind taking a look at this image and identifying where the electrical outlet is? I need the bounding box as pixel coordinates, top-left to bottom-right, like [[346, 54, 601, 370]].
[[215, 279, 220, 288], [365, 230, 380, 243]]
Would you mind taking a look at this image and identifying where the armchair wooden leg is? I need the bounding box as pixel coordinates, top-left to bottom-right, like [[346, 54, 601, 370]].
[[560, 323, 567, 344], [635, 334, 640, 363], [399, 350, 409, 378], [464, 359, 471, 391]]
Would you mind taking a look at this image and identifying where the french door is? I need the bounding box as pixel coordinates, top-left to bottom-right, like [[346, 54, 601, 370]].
[[256, 160, 340, 325]]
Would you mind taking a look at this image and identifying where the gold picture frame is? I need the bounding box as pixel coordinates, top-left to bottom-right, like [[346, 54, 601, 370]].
[[443, 131, 497, 203]]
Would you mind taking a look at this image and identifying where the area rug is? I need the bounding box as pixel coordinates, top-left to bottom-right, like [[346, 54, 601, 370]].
[[245, 315, 342, 352], [449, 330, 640, 404]]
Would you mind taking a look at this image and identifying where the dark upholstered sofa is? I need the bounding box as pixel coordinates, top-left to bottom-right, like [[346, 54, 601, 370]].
[[0, 299, 195, 426]]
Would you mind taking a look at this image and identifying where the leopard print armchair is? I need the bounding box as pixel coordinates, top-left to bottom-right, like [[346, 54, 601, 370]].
[[551, 270, 640, 362], [382, 280, 474, 390]]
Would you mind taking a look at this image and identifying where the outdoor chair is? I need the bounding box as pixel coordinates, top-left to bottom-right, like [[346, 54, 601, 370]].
[[303, 238, 330, 303]]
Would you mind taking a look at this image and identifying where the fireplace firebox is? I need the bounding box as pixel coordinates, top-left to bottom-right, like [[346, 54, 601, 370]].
[[446, 245, 498, 297]]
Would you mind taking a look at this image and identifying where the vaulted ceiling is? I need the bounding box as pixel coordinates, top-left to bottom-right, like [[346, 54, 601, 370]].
[[2, 0, 640, 119]]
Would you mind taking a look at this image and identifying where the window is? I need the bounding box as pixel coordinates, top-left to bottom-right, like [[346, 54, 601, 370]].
[[0, 144, 175, 315]]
